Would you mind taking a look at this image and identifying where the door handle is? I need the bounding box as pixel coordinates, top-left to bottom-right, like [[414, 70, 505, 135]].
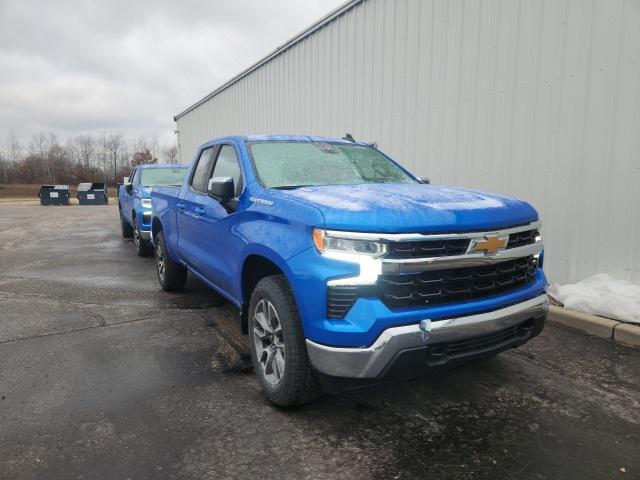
[[177, 202, 185, 210], [194, 207, 206, 215]]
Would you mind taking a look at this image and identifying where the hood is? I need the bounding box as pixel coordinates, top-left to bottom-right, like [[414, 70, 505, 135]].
[[278, 184, 538, 233], [140, 187, 153, 198]]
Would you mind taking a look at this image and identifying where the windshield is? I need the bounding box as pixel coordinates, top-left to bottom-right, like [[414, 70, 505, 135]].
[[140, 168, 187, 187], [248, 142, 417, 188]]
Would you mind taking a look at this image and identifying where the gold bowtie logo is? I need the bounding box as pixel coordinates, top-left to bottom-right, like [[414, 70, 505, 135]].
[[470, 235, 508, 255]]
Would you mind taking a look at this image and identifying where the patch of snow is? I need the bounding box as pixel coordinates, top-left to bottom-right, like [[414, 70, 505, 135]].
[[549, 274, 640, 324]]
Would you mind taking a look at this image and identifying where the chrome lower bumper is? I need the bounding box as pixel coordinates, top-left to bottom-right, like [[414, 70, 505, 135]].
[[306, 294, 549, 379]]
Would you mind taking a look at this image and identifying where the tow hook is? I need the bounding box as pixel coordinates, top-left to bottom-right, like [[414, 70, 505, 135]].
[[419, 319, 431, 343]]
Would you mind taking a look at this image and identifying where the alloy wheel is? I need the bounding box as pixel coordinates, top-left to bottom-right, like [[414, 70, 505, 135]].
[[156, 242, 165, 281], [133, 221, 140, 249], [253, 298, 285, 385]]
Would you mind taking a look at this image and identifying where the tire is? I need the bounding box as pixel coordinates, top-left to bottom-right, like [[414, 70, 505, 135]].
[[133, 216, 152, 257], [154, 230, 187, 291], [248, 275, 321, 407], [120, 207, 133, 238]]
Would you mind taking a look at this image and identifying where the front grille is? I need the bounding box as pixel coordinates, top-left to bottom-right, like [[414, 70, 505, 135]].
[[507, 229, 539, 249], [379, 256, 537, 309], [386, 239, 470, 259], [327, 256, 538, 318], [385, 228, 538, 259]]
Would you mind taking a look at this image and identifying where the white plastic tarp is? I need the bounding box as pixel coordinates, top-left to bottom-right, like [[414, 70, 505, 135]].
[[549, 274, 640, 324]]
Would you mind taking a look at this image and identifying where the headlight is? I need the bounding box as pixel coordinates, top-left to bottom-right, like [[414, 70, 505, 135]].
[[140, 198, 152, 209], [313, 229, 384, 285], [312, 229, 386, 257]]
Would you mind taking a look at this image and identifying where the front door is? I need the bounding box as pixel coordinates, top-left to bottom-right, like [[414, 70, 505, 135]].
[[186, 143, 245, 297]]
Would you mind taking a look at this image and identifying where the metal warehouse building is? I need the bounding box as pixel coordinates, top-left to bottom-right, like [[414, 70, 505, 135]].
[[174, 0, 640, 285]]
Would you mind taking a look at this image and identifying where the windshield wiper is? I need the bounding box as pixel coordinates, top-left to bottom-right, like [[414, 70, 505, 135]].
[[270, 184, 314, 190]]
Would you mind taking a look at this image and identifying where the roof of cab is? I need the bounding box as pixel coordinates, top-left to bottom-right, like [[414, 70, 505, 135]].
[[200, 134, 369, 148], [134, 163, 189, 169]]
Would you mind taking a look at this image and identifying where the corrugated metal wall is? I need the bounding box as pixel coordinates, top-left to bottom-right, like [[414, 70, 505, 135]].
[[175, 0, 640, 285]]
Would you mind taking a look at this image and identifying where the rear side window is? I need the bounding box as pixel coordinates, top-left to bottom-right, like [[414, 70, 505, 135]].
[[191, 148, 214, 192], [211, 145, 243, 196]]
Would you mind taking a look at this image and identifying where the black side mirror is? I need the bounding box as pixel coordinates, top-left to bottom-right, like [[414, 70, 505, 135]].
[[208, 177, 234, 201], [125, 183, 133, 194], [418, 177, 430, 184]]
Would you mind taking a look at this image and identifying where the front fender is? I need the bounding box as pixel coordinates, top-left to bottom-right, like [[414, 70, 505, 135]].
[[236, 244, 297, 301]]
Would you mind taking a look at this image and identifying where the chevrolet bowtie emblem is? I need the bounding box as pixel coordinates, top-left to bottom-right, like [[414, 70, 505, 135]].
[[469, 235, 508, 255]]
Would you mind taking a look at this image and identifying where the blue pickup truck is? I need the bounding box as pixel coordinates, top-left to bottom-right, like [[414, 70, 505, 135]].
[[151, 135, 547, 406], [118, 164, 189, 256]]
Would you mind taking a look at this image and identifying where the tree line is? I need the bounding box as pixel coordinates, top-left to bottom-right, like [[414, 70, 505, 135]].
[[0, 131, 179, 186]]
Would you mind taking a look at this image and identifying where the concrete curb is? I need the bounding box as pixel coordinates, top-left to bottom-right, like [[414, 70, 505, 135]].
[[547, 305, 640, 349], [614, 323, 640, 349]]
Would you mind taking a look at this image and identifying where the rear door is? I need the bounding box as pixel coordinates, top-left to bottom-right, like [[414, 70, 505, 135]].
[[176, 146, 217, 271]]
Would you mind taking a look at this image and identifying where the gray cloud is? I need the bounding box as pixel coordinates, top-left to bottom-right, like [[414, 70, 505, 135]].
[[0, 0, 344, 144]]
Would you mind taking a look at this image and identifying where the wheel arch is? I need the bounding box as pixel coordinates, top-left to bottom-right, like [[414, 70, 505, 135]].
[[240, 253, 289, 334], [151, 216, 163, 242]]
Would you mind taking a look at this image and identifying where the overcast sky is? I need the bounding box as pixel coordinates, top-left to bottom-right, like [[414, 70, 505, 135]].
[[0, 0, 344, 146]]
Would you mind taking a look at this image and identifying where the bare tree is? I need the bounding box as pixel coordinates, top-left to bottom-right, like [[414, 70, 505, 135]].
[[104, 133, 123, 182], [162, 145, 178, 163], [76, 135, 95, 168], [0, 152, 8, 183], [6, 130, 22, 164], [28, 132, 50, 182]]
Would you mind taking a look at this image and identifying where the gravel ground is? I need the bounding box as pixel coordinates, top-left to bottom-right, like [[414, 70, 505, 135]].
[[0, 204, 639, 480]]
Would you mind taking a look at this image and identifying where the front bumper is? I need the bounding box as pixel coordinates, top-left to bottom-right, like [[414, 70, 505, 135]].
[[306, 294, 548, 379], [136, 209, 152, 240]]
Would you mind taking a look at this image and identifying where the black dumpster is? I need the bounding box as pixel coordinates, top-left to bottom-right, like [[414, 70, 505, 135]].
[[39, 185, 70, 205], [77, 182, 108, 205]]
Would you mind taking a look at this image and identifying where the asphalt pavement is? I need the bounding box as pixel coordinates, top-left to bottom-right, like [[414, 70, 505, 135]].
[[0, 204, 638, 480]]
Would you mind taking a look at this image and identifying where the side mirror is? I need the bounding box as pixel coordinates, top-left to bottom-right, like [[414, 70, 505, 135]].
[[208, 177, 234, 201], [125, 182, 133, 194], [418, 177, 430, 184]]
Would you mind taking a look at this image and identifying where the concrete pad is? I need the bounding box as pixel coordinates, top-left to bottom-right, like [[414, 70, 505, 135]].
[[547, 305, 620, 340], [614, 323, 640, 349]]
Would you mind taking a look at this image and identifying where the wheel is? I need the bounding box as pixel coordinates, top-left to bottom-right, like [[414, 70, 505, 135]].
[[120, 207, 133, 238], [248, 275, 321, 407], [133, 216, 152, 257], [154, 230, 187, 291]]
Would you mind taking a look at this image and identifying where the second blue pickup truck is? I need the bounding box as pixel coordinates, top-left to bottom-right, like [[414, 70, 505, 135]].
[[151, 135, 548, 406], [119, 164, 189, 256]]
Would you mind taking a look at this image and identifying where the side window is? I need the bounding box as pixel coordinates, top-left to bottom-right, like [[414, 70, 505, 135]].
[[190, 148, 214, 193], [129, 169, 137, 184], [211, 145, 243, 196]]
